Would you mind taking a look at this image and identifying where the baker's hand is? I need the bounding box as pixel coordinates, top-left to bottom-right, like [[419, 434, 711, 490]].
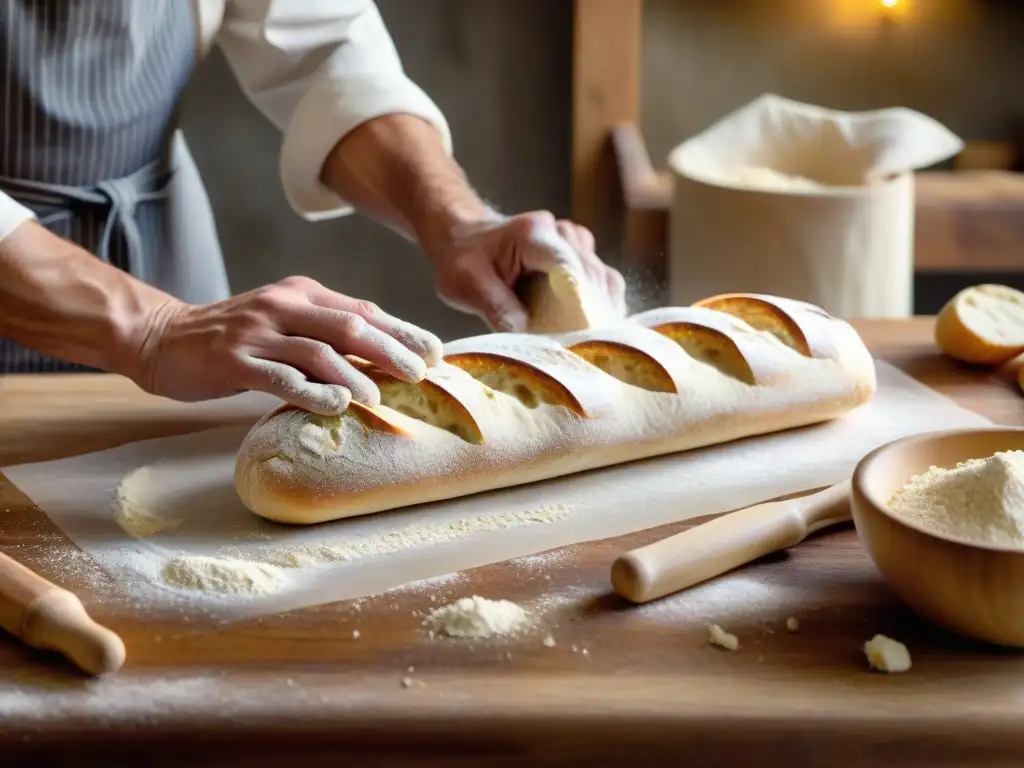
[[131, 276, 443, 416], [426, 210, 627, 333]]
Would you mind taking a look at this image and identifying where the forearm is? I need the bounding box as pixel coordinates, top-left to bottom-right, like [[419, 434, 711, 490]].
[[320, 114, 496, 257], [0, 222, 176, 375]]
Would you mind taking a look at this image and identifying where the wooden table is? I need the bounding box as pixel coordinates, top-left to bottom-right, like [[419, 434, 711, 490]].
[[2, 318, 1023, 767]]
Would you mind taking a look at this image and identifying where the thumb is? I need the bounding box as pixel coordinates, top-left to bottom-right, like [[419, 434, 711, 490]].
[[470, 267, 530, 333]]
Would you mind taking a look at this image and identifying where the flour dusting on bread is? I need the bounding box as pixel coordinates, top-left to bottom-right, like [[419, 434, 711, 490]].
[[234, 293, 876, 525]]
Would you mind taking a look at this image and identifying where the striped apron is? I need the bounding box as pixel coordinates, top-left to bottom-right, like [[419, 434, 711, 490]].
[[0, 0, 231, 373]]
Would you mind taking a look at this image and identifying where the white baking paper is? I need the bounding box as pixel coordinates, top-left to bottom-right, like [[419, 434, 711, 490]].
[[666, 94, 965, 318], [0, 361, 989, 621]]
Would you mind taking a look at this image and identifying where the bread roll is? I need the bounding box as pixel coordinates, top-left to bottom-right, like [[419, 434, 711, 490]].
[[934, 284, 1024, 365], [235, 293, 877, 525]]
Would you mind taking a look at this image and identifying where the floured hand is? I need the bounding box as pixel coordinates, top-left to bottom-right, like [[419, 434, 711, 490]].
[[428, 210, 627, 333], [132, 276, 443, 415]]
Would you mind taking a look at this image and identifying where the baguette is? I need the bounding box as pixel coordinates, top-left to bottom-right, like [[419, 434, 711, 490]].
[[234, 293, 877, 525]]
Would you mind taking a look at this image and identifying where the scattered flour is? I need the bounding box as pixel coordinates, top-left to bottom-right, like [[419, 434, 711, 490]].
[[112, 466, 183, 539], [636, 575, 786, 624], [887, 450, 1024, 547], [162, 554, 289, 597], [423, 595, 530, 639], [0, 675, 228, 720], [253, 504, 573, 568]]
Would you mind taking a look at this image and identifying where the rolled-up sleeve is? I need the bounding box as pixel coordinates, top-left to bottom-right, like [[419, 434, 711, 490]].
[[216, 0, 452, 221], [0, 192, 35, 243]]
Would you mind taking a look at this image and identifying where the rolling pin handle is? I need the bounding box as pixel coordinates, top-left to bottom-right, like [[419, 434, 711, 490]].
[[21, 590, 126, 676], [611, 482, 852, 604]]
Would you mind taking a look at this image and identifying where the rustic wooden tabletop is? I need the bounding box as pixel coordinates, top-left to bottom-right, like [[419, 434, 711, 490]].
[[1, 317, 1023, 767]]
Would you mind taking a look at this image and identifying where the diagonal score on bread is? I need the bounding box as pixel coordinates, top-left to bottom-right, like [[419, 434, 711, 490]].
[[442, 353, 583, 415], [349, 359, 488, 444], [443, 332, 622, 418], [627, 306, 794, 386], [693, 293, 837, 358], [235, 293, 878, 525], [561, 322, 736, 393], [567, 338, 678, 393]]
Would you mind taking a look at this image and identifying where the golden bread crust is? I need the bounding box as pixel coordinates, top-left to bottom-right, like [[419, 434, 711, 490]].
[[934, 284, 1024, 366], [235, 294, 878, 525]]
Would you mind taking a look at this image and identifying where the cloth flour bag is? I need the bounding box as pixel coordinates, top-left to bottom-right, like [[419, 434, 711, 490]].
[[666, 94, 964, 318]]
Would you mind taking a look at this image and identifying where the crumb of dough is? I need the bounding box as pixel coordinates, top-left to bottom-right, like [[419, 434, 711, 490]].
[[352, 630, 360, 639], [786, 616, 800, 632], [863, 634, 911, 673], [542, 633, 556, 648], [708, 624, 739, 651]]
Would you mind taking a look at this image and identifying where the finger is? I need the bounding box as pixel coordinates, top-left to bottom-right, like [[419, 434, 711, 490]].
[[515, 212, 582, 274], [360, 310, 444, 368], [260, 335, 382, 403], [305, 290, 443, 367], [241, 357, 355, 416], [465, 265, 530, 333], [606, 265, 628, 316], [284, 306, 429, 383], [575, 224, 596, 255], [552, 220, 604, 290], [555, 220, 585, 254]]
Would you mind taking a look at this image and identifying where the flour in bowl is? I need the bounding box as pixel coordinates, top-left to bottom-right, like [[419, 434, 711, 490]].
[[887, 450, 1024, 547]]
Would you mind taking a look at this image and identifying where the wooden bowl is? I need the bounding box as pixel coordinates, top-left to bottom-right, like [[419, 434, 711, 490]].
[[851, 427, 1024, 647]]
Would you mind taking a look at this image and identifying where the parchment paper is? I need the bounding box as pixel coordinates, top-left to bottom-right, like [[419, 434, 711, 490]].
[[0, 362, 989, 621]]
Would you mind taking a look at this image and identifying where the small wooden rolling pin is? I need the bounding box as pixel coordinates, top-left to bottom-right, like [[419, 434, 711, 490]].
[[611, 480, 852, 603], [0, 550, 125, 675]]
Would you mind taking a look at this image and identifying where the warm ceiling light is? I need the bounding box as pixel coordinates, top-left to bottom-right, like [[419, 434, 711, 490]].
[[880, 0, 900, 7]]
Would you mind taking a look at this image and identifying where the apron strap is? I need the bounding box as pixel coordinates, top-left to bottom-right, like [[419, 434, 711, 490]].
[[0, 160, 173, 284]]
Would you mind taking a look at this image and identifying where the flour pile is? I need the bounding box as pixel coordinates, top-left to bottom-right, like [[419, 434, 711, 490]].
[[888, 450, 1024, 547], [162, 554, 289, 597], [422, 595, 530, 639]]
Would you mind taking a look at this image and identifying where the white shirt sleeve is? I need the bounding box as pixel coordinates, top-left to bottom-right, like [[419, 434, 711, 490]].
[[0, 191, 36, 243], [216, 0, 453, 222]]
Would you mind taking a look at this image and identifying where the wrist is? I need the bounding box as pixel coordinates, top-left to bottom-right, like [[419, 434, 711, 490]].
[[412, 193, 502, 265], [0, 221, 184, 379], [107, 293, 185, 387], [320, 113, 501, 259]]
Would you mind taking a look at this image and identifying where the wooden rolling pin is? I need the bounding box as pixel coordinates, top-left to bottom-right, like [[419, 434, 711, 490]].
[[611, 481, 852, 603], [0, 550, 125, 675]]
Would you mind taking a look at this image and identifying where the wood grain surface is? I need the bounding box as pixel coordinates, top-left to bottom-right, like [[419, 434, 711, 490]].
[[2, 317, 1024, 767]]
